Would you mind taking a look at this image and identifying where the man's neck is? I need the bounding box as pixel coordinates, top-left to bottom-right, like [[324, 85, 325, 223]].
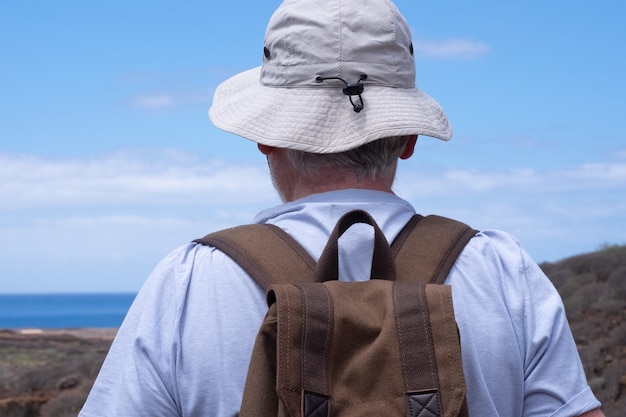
[[281, 166, 396, 201], [264, 146, 397, 202], [286, 179, 395, 202]]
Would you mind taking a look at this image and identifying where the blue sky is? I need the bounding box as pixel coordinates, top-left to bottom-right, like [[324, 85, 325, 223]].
[[1, 0, 625, 293]]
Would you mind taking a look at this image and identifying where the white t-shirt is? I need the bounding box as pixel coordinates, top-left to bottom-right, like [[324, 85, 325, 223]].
[[79, 190, 601, 417]]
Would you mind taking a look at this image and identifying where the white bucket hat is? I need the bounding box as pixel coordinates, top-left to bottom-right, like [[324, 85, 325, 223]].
[[209, 0, 452, 154]]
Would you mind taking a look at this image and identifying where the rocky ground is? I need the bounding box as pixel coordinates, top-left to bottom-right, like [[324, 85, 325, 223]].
[[540, 244, 626, 417], [0, 328, 115, 417]]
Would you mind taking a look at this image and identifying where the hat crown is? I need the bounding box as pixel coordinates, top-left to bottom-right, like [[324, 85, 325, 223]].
[[209, 0, 452, 154], [261, 0, 416, 88]]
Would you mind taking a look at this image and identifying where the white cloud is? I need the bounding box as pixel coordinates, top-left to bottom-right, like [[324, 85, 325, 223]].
[[394, 157, 626, 262], [560, 161, 626, 186], [1, 215, 219, 260], [125, 89, 213, 111], [397, 159, 626, 198], [1, 149, 624, 292], [128, 93, 177, 109], [413, 38, 491, 60], [0, 150, 276, 210], [4, 150, 624, 220]]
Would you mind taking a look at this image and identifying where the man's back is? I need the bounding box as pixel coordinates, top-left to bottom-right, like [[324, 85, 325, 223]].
[[79, 190, 599, 416]]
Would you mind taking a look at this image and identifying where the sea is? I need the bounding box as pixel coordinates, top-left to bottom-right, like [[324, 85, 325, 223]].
[[0, 293, 136, 329]]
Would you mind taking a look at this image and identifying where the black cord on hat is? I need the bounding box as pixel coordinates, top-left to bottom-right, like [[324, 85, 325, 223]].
[[315, 74, 368, 113]]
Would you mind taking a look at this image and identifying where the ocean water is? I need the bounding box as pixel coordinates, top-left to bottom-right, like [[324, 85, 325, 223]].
[[0, 293, 136, 329]]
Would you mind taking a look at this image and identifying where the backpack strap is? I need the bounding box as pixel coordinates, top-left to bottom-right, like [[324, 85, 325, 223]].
[[391, 214, 476, 417], [193, 224, 316, 290], [392, 214, 478, 284], [194, 213, 477, 288]]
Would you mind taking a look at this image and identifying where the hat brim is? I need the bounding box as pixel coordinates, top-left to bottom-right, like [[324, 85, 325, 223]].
[[209, 67, 452, 153]]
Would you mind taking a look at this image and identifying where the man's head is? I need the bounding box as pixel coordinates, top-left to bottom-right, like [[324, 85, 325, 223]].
[[258, 135, 417, 202], [209, 0, 452, 154]]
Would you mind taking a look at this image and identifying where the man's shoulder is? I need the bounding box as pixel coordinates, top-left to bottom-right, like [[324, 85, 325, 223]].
[[449, 229, 535, 288], [461, 229, 525, 262]]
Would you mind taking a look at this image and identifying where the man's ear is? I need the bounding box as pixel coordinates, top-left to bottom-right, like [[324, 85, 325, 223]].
[[400, 135, 418, 160], [258, 144, 275, 155]]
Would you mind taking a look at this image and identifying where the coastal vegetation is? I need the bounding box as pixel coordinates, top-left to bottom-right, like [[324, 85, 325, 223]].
[[0, 329, 114, 417]]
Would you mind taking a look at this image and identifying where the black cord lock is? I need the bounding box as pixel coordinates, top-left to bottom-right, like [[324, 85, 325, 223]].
[[315, 74, 368, 113]]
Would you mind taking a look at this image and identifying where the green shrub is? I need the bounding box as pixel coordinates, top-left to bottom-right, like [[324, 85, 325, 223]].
[[39, 386, 91, 417], [607, 266, 626, 298], [564, 292, 586, 320]]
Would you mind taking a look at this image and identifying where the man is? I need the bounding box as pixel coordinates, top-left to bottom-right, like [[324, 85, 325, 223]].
[[79, 0, 604, 416]]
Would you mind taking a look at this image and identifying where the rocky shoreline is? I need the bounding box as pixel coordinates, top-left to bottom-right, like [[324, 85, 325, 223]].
[[5, 328, 117, 340]]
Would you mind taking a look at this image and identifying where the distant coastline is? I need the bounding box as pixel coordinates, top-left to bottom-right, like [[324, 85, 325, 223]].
[[0, 327, 118, 340], [0, 293, 136, 329]]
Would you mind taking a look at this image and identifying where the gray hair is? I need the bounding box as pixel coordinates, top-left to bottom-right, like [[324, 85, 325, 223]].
[[285, 136, 410, 181]]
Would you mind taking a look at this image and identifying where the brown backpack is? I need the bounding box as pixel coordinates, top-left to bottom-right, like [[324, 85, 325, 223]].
[[195, 210, 477, 417]]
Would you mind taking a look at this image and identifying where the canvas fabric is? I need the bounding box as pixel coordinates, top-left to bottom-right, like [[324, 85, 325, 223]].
[[209, 0, 452, 153], [196, 210, 477, 416]]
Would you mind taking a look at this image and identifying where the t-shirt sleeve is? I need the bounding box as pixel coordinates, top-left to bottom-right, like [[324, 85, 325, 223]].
[[518, 246, 602, 416], [78, 245, 194, 417]]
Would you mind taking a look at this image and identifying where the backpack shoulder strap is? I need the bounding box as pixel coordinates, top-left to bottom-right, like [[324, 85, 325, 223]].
[[391, 214, 478, 284], [193, 224, 317, 290], [195, 213, 477, 289], [392, 215, 475, 417]]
